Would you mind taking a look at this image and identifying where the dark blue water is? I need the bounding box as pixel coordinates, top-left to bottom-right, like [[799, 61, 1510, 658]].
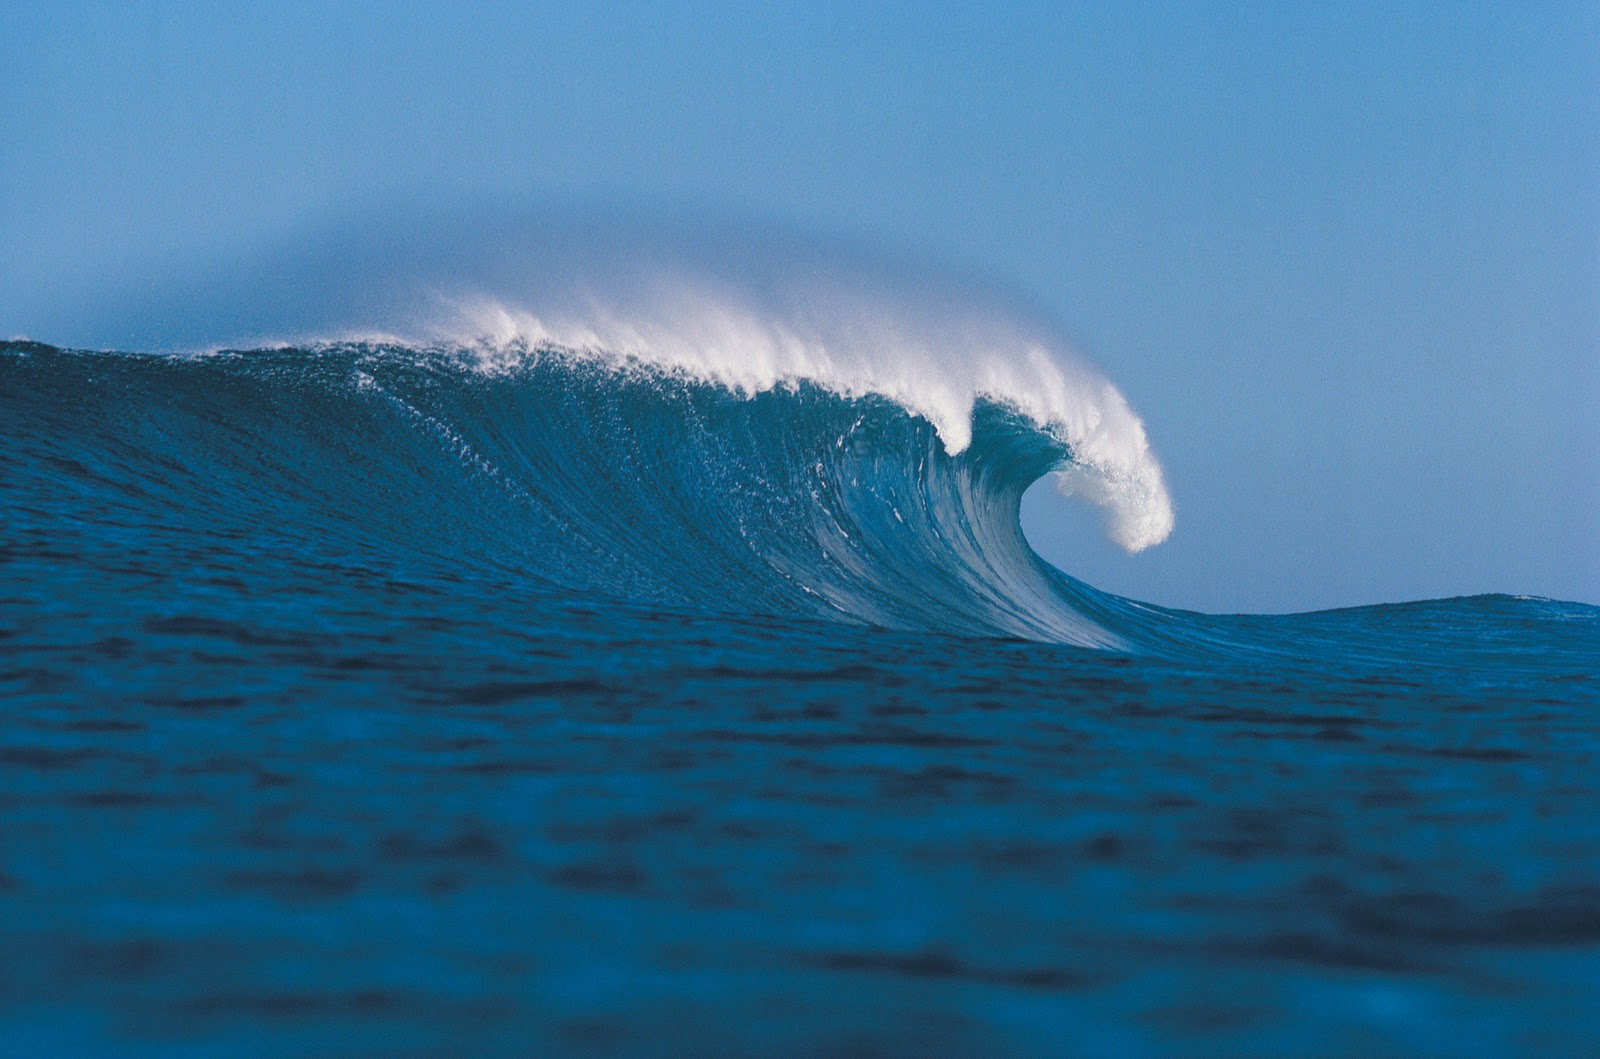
[[3, 340, 1597, 1056]]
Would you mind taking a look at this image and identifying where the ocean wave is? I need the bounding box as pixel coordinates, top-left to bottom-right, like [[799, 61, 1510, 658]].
[[1, 339, 1148, 647], [8, 334, 1596, 666]]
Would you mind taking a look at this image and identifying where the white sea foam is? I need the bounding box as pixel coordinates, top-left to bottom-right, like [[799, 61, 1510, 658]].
[[411, 265, 1174, 553]]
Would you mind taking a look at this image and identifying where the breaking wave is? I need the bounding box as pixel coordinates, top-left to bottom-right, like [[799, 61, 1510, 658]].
[[1, 338, 1164, 648]]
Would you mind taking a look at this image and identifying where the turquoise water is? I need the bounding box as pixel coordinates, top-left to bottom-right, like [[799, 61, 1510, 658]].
[[3, 341, 1597, 1055]]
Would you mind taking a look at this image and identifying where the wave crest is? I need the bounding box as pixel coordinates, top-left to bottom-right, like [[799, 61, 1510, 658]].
[[426, 269, 1173, 554]]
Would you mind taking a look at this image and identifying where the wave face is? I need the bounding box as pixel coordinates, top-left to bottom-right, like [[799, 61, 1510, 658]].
[[0, 339, 1162, 648]]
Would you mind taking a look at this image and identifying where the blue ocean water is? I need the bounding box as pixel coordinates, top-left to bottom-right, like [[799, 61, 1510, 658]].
[[2, 338, 1597, 1056]]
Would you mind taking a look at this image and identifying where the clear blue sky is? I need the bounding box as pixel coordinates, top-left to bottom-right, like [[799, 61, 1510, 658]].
[[3, 1, 1595, 612]]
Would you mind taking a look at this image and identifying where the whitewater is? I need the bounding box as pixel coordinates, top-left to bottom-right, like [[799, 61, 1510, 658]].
[[2, 229, 1598, 1054]]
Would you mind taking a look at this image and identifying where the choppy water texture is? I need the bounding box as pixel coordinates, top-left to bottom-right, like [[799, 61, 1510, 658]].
[[3, 340, 1598, 1056]]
